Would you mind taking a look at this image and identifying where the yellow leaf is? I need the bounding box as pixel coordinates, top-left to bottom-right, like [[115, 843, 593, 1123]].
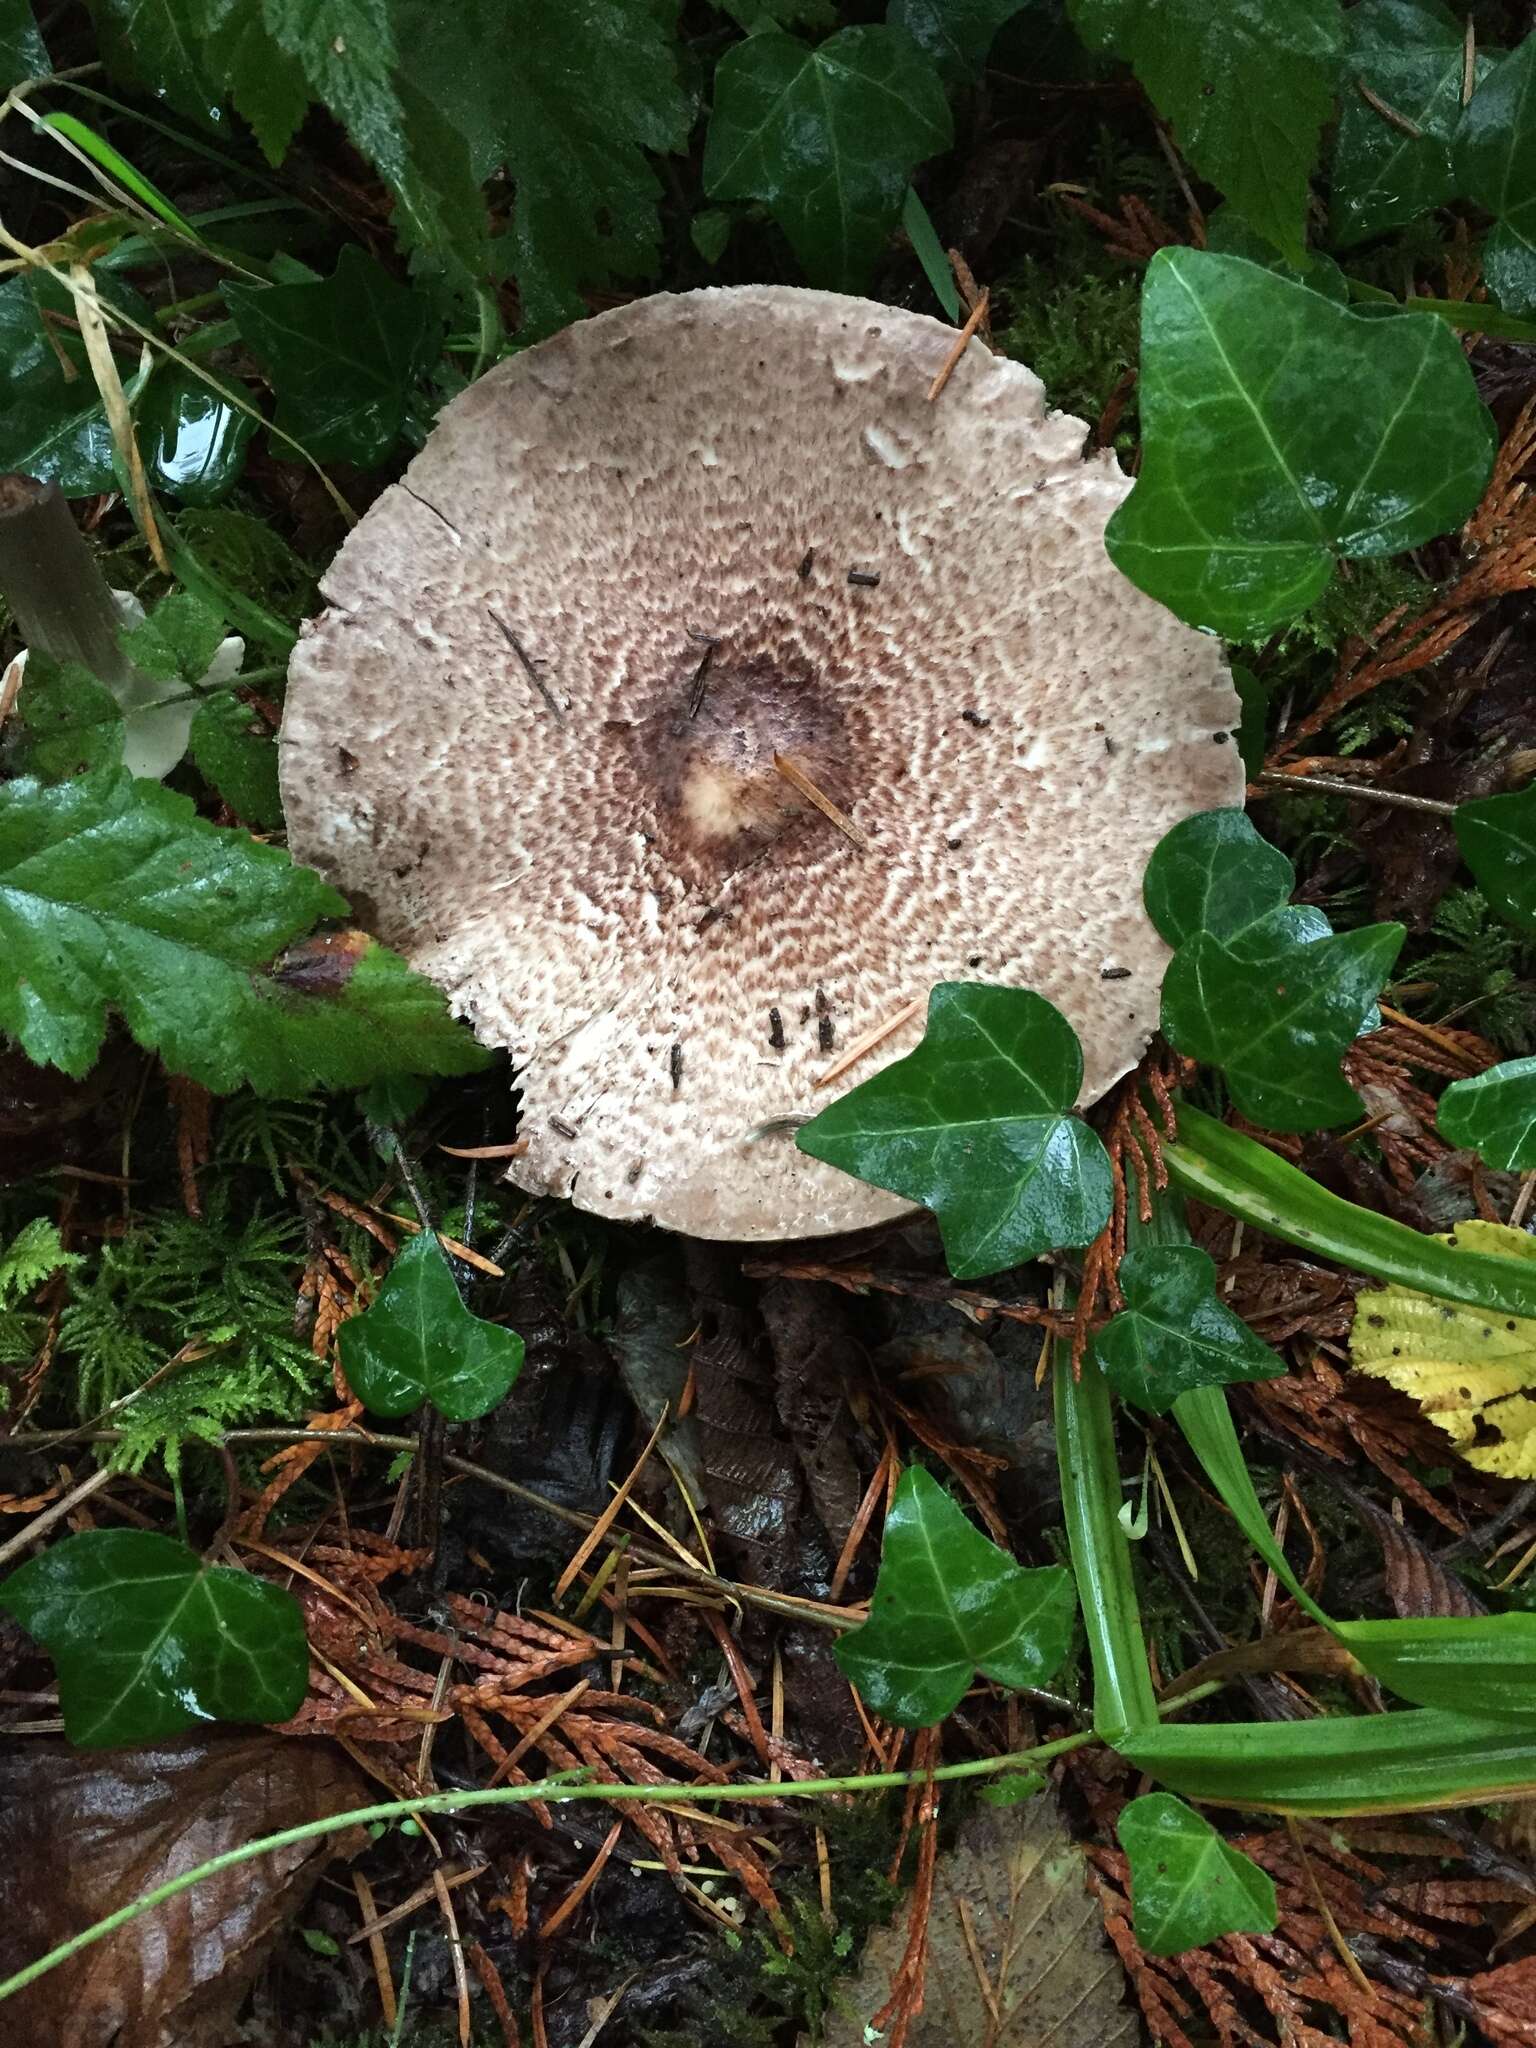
[[1351, 1220, 1536, 1477]]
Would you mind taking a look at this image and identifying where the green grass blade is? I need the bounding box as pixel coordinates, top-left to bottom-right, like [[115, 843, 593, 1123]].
[[41, 113, 202, 243]]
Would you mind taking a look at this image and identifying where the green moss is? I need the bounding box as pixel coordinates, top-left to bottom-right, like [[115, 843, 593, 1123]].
[[996, 262, 1142, 438], [1409, 888, 1536, 1054]]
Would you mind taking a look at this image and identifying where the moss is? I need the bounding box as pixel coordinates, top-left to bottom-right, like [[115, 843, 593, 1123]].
[[995, 262, 1142, 440]]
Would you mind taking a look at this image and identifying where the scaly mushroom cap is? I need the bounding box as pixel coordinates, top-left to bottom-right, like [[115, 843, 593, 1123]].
[[281, 286, 1242, 1242]]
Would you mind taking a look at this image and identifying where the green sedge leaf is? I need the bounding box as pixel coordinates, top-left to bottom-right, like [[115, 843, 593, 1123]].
[[1142, 808, 1295, 951], [0, 766, 489, 1091], [1095, 1245, 1283, 1414], [339, 1231, 524, 1422], [140, 369, 258, 507], [902, 185, 961, 320], [1455, 32, 1536, 317], [225, 247, 437, 467], [797, 983, 1114, 1280], [1, 0, 47, 87], [703, 25, 952, 291], [1118, 1793, 1277, 1954], [1455, 781, 1536, 933], [833, 1467, 1075, 1726], [189, 692, 283, 831], [42, 111, 200, 239], [0, 1529, 308, 1747], [1066, 0, 1340, 264], [1107, 250, 1496, 638], [1330, 0, 1494, 246], [1438, 1058, 1536, 1172], [887, 0, 1027, 85]]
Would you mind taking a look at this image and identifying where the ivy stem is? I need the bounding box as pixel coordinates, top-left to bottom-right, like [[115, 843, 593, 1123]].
[[0, 473, 135, 689], [0, 1687, 1227, 2009]]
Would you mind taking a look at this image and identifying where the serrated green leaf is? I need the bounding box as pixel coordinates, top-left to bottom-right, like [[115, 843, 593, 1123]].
[[405, 0, 689, 338], [797, 983, 1114, 1281], [190, 691, 283, 830], [834, 1467, 1076, 1725], [201, 0, 309, 162], [704, 25, 952, 291], [1143, 809, 1295, 951], [1095, 1245, 1283, 1413], [0, 1528, 308, 1747], [2, 0, 47, 85], [1066, 0, 1341, 263], [14, 653, 126, 780], [1107, 249, 1496, 638], [1455, 781, 1536, 932], [339, 1231, 524, 1422], [122, 591, 229, 685], [1330, 0, 1494, 247], [887, 0, 1026, 85], [0, 1219, 82, 1306], [225, 246, 436, 466], [139, 369, 257, 506], [0, 766, 489, 1092], [1439, 1058, 1536, 1172], [1455, 32, 1536, 317], [82, 0, 223, 128], [1118, 1793, 1277, 1953]]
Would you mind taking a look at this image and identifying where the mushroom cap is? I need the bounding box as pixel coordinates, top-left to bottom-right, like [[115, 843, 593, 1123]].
[[281, 286, 1241, 1243]]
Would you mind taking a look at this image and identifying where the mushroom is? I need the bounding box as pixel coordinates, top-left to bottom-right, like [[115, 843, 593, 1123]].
[[280, 286, 1241, 1243]]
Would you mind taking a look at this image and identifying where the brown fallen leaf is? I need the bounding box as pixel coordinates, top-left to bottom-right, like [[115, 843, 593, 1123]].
[[814, 1792, 1139, 2048], [0, 1733, 367, 2048]]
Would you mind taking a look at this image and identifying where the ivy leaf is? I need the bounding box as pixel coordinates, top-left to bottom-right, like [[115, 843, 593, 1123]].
[[0, 766, 490, 1092], [834, 1467, 1076, 1726], [1118, 1793, 1277, 1955], [1107, 249, 1496, 638], [1455, 33, 1536, 317], [1095, 1246, 1284, 1414], [0, 1529, 309, 1747], [1142, 809, 1296, 952], [339, 1231, 524, 1422], [704, 25, 952, 291], [1439, 1059, 1536, 1173], [1204, 204, 1348, 300], [139, 369, 258, 507], [797, 983, 1114, 1281], [1, 0, 46, 87], [405, 0, 690, 339], [225, 247, 436, 467], [1065, 0, 1341, 264], [1331, 0, 1495, 247], [886, 0, 1027, 85], [1455, 782, 1536, 932], [190, 692, 283, 830]]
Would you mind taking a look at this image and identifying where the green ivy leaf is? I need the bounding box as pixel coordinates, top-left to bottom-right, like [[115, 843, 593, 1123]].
[[887, 0, 1027, 84], [797, 983, 1114, 1281], [1, 0, 46, 86], [1330, 0, 1495, 247], [704, 25, 952, 291], [1204, 205, 1349, 300], [1117, 1792, 1277, 1955], [190, 692, 283, 830], [1142, 809, 1297, 952], [405, 0, 690, 338], [0, 1529, 309, 1747], [1455, 782, 1536, 932], [1095, 1246, 1284, 1413], [1066, 0, 1341, 264], [225, 247, 436, 467], [139, 369, 258, 507], [1455, 32, 1536, 317], [1107, 249, 1496, 638], [1438, 1058, 1536, 1172], [339, 1231, 524, 1422], [834, 1467, 1076, 1726], [0, 766, 490, 1092]]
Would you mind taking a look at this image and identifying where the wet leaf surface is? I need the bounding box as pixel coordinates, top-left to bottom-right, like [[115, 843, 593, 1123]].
[[1455, 32, 1536, 315], [1118, 1791, 1277, 1954], [1095, 1244, 1284, 1413], [338, 1229, 524, 1421], [139, 369, 258, 506], [1455, 780, 1536, 932], [834, 1466, 1075, 1725], [0, 1733, 366, 2048], [1439, 1057, 1536, 1171]]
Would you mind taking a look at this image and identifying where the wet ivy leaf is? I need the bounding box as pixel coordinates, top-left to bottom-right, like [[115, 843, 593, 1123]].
[[225, 247, 436, 467], [339, 1231, 524, 1422], [0, 1529, 309, 1747], [797, 983, 1114, 1281], [0, 766, 490, 1092], [834, 1467, 1076, 1726], [1066, 0, 1340, 264], [1107, 249, 1496, 638], [190, 692, 283, 830], [1095, 1246, 1284, 1414], [140, 369, 257, 506], [0, 271, 152, 494], [1331, 0, 1495, 247], [1142, 809, 1296, 952], [1439, 1058, 1536, 1173], [2, 0, 46, 86], [1204, 205, 1348, 300], [887, 0, 1026, 84], [1455, 781, 1536, 932], [1118, 1792, 1277, 1955], [1455, 33, 1536, 317], [405, 0, 690, 338], [704, 25, 952, 290]]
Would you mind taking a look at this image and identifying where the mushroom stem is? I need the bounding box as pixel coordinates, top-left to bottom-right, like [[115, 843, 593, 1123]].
[[0, 472, 135, 688], [772, 751, 872, 851]]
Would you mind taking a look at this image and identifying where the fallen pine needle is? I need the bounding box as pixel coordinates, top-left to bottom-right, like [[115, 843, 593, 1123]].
[[817, 994, 922, 1087], [773, 752, 872, 851], [926, 287, 990, 402]]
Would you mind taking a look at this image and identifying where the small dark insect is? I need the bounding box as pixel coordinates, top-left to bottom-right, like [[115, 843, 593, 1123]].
[[847, 567, 880, 588], [1101, 966, 1132, 981], [797, 548, 816, 579], [768, 1007, 785, 1050], [1212, 730, 1230, 744], [670, 1043, 684, 1090], [960, 709, 990, 729]]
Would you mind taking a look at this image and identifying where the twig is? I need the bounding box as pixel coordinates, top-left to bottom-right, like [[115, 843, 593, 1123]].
[[0, 1464, 115, 1569], [0, 474, 138, 687], [773, 753, 872, 851], [1257, 769, 1456, 817], [926, 288, 990, 403], [487, 608, 563, 722], [1355, 77, 1423, 137]]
